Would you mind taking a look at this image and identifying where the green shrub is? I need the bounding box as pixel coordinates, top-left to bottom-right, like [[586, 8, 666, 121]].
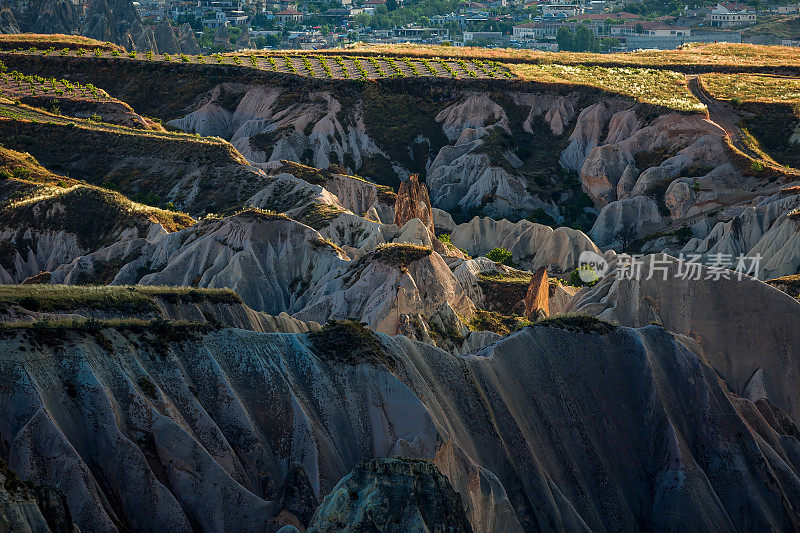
[[487, 247, 513, 266], [527, 208, 556, 226], [751, 160, 765, 172], [566, 267, 598, 287], [437, 233, 451, 244]]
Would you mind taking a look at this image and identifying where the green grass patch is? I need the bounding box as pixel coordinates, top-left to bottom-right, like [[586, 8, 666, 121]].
[[309, 319, 395, 369]]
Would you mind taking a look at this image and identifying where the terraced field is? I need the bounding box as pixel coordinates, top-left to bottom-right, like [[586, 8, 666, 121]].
[[0, 70, 111, 101], [0, 47, 516, 80]]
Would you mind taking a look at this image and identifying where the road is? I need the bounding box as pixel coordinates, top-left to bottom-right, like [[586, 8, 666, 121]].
[[686, 75, 763, 161]]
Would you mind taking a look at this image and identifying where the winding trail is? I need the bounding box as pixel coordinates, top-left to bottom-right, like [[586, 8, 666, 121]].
[[686, 74, 763, 161]]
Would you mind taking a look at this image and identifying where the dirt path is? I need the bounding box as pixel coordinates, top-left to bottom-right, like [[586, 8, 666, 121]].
[[686, 75, 763, 161]]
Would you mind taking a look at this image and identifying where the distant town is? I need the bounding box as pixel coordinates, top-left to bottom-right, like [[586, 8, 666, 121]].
[[7, 0, 800, 51]]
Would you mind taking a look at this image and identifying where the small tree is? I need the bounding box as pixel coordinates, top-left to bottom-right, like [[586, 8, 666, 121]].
[[487, 247, 514, 266], [556, 26, 573, 51], [614, 223, 637, 252]]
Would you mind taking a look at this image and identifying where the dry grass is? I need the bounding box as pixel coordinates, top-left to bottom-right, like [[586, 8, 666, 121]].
[[701, 73, 800, 104], [0, 145, 78, 187], [0, 34, 122, 52], [2, 184, 195, 247], [0, 284, 240, 313], [334, 42, 800, 70], [512, 63, 706, 112]]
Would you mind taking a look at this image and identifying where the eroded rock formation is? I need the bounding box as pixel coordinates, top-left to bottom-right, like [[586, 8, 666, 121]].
[[523, 267, 548, 319], [308, 458, 472, 532], [394, 173, 434, 235]]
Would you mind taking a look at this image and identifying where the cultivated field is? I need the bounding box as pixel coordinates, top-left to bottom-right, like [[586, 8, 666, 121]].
[[0, 46, 516, 80], [700, 73, 800, 104]]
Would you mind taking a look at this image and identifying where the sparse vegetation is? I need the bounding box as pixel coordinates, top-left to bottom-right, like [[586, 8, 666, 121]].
[[0, 284, 241, 323], [309, 319, 395, 369], [486, 247, 514, 266], [532, 314, 616, 334], [469, 309, 526, 336], [371, 243, 432, 269]]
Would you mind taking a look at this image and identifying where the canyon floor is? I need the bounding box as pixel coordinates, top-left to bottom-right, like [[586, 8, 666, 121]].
[[1, 34, 800, 532]]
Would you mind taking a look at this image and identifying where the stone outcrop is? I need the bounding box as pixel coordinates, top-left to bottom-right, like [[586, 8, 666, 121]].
[[3, 320, 800, 531], [680, 191, 800, 279], [177, 22, 200, 54], [566, 253, 800, 420], [307, 458, 472, 532], [1, 458, 78, 533], [25, 0, 78, 34], [0, 2, 20, 33], [82, 0, 144, 50], [590, 195, 663, 246], [152, 18, 180, 54], [523, 267, 548, 319], [393, 173, 434, 235], [450, 216, 600, 273]]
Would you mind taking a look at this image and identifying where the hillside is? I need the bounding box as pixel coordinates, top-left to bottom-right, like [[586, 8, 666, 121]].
[[2, 34, 800, 533]]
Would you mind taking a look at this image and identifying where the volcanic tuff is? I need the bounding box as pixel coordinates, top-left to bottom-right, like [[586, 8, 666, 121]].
[[3, 317, 800, 531], [4, 36, 800, 533]]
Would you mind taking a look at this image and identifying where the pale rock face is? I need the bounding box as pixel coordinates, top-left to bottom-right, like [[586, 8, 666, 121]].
[[167, 84, 244, 138], [436, 93, 510, 141], [294, 248, 475, 336], [426, 146, 542, 219], [450, 217, 599, 273], [566, 253, 800, 420], [395, 325, 800, 531], [432, 208, 456, 233], [578, 113, 727, 205], [50, 214, 349, 314], [511, 93, 577, 136], [0, 328, 440, 532], [663, 163, 753, 221], [245, 172, 343, 214], [590, 196, 664, 246], [560, 100, 631, 172], [616, 163, 639, 199], [4, 317, 800, 530], [322, 173, 389, 217], [171, 87, 384, 174], [550, 281, 579, 315], [318, 211, 393, 250], [630, 134, 727, 198], [604, 107, 641, 144], [789, 123, 800, 146], [0, 220, 167, 284], [681, 193, 800, 279], [434, 441, 524, 533]]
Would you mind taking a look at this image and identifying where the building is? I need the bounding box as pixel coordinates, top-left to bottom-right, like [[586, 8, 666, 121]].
[[392, 26, 450, 40], [362, 0, 385, 11], [613, 21, 690, 36], [775, 3, 799, 14], [626, 29, 740, 49], [541, 0, 582, 17], [463, 30, 504, 42], [706, 3, 756, 27], [569, 12, 642, 36], [512, 20, 564, 39], [275, 8, 303, 24]]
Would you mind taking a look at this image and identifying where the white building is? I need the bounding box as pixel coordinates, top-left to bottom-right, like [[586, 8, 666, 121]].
[[706, 3, 756, 27]]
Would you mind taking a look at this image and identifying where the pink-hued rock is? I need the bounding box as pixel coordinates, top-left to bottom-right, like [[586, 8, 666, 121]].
[[524, 267, 549, 320], [394, 174, 435, 236]]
